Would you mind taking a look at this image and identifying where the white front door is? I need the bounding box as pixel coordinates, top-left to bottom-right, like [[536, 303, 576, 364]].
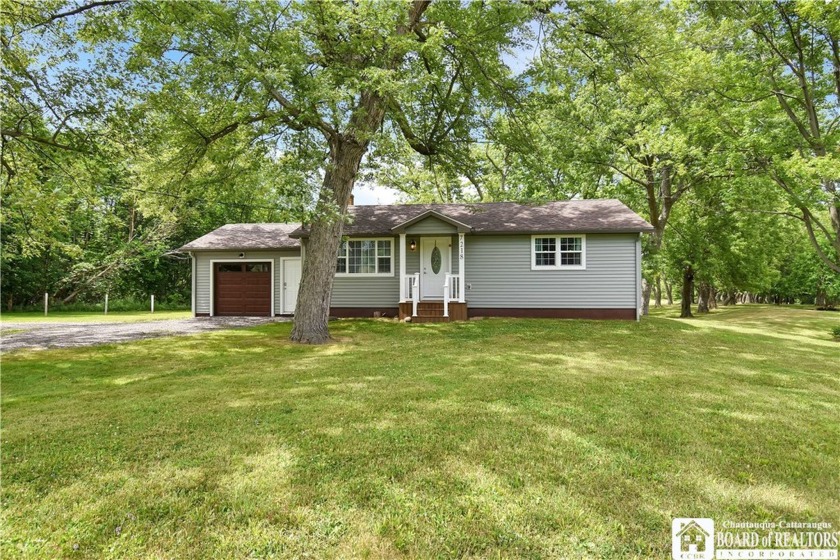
[[420, 237, 450, 299], [282, 258, 301, 314]]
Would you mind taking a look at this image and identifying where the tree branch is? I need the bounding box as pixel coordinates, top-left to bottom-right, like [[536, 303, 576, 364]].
[[259, 79, 336, 138], [1, 130, 87, 152], [30, 0, 127, 30], [387, 97, 436, 155]]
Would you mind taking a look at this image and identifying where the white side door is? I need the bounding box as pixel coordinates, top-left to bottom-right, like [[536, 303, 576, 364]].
[[282, 258, 302, 314], [420, 237, 450, 299]]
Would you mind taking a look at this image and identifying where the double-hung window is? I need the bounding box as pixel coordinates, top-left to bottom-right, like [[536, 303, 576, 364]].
[[336, 238, 393, 276], [531, 235, 586, 270]]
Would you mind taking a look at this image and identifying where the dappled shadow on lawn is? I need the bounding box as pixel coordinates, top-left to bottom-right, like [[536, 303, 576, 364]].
[[673, 318, 838, 351], [1, 309, 838, 558], [655, 304, 839, 344]]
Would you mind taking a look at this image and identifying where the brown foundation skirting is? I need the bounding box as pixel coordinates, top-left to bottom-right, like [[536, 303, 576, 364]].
[[469, 308, 636, 320], [399, 302, 412, 320], [330, 307, 400, 318], [398, 301, 468, 321], [195, 313, 210, 317]]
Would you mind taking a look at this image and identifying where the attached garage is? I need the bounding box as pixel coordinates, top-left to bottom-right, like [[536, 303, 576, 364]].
[[213, 262, 272, 316], [178, 224, 304, 317]]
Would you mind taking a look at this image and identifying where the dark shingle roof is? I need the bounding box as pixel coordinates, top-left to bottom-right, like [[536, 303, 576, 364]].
[[292, 199, 653, 237], [178, 223, 301, 251], [179, 200, 653, 251]]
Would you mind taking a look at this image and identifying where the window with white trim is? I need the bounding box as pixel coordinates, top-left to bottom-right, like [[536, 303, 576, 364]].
[[336, 238, 393, 275], [531, 235, 586, 269], [534, 237, 556, 266]]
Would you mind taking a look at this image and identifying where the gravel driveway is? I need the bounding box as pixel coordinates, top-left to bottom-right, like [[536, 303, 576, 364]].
[[0, 317, 291, 352]]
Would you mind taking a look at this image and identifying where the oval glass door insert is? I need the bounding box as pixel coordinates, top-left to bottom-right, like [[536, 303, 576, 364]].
[[431, 246, 442, 274]]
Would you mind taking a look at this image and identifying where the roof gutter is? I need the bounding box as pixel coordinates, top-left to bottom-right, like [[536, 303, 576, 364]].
[[189, 251, 195, 316]]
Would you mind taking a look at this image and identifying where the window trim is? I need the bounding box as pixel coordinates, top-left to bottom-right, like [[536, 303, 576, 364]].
[[335, 237, 395, 277], [530, 234, 587, 271]]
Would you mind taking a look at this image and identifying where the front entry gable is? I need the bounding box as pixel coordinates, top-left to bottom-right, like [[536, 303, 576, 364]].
[[391, 210, 472, 235]]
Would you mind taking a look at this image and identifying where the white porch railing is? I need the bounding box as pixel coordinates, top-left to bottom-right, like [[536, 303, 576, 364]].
[[443, 273, 463, 318], [404, 273, 420, 317]]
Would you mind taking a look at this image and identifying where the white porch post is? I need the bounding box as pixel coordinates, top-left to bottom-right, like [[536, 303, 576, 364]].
[[458, 232, 465, 302], [399, 233, 407, 302], [636, 232, 642, 322]]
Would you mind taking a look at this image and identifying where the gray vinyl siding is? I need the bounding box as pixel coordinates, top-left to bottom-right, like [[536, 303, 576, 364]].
[[463, 234, 637, 308], [193, 250, 300, 315], [404, 216, 457, 234], [331, 238, 400, 307], [452, 237, 460, 275], [406, 242, 420, 274], [191, 233, 637, 313]]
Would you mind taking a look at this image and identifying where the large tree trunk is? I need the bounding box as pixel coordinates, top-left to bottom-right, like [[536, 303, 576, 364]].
[[697, 282, 711, 314], [288, 1, 429, 344], [816, 289, 827, 309], [290, 139, 367, 344], [641, 278, 651, 316], [654, 275, 662, 307], [665, 280, 673, 305], [680, 265, 694, 318], [723, 291, 737, 306]]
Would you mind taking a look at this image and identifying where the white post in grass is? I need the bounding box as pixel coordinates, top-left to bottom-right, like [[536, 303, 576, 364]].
[[44, 292, 48, 316], [104, 292, 109, 315], [151, 294, 155, 314]]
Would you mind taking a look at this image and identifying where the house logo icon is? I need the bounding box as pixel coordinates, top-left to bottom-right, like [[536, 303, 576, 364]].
[[672, 518, 714, 560]]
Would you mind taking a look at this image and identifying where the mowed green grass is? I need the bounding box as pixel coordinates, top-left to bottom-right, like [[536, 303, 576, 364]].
[[0, 310, 191, 324], [1, 306, 838, 559]]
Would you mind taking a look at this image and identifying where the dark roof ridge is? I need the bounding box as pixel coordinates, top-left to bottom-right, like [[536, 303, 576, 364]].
[[179, 199, 654, 250]]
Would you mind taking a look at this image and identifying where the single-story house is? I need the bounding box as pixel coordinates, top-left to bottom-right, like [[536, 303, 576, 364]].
[[178, 199, 653, 322]]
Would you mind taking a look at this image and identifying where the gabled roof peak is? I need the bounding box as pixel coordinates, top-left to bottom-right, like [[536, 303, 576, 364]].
[[390, 209, 473, 233]]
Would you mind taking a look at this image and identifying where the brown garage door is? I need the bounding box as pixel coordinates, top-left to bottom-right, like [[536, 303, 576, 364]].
[[214, 262, 271, 316]]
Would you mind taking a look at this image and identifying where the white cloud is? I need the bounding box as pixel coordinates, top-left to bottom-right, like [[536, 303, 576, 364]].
[[353, 184, 402, 205]]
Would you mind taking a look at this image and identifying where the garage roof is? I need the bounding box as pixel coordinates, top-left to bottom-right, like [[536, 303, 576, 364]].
[[179, 223, 302, 251]]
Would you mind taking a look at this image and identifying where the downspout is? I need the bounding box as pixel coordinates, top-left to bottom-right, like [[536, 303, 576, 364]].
[[189, 251, 196, 316], [636, 233, 642, 322]]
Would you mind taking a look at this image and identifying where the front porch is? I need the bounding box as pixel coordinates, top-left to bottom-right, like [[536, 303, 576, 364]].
[[394, 211, 468, 322], [398, 300, 468, 322]]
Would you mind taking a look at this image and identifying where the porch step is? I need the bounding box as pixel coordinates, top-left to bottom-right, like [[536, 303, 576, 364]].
[[416, 301, 448, 323], [399, 301, 468, 322], [412, 314, 450, 323]]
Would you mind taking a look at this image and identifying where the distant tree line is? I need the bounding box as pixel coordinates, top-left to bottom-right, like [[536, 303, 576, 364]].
[[368, 0, 840, 316], [2, 1, 838, 324]]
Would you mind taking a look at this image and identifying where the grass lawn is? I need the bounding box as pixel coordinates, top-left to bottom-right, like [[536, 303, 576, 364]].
[[1, 305, 838, 558], [0, 310, 191, 324]]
